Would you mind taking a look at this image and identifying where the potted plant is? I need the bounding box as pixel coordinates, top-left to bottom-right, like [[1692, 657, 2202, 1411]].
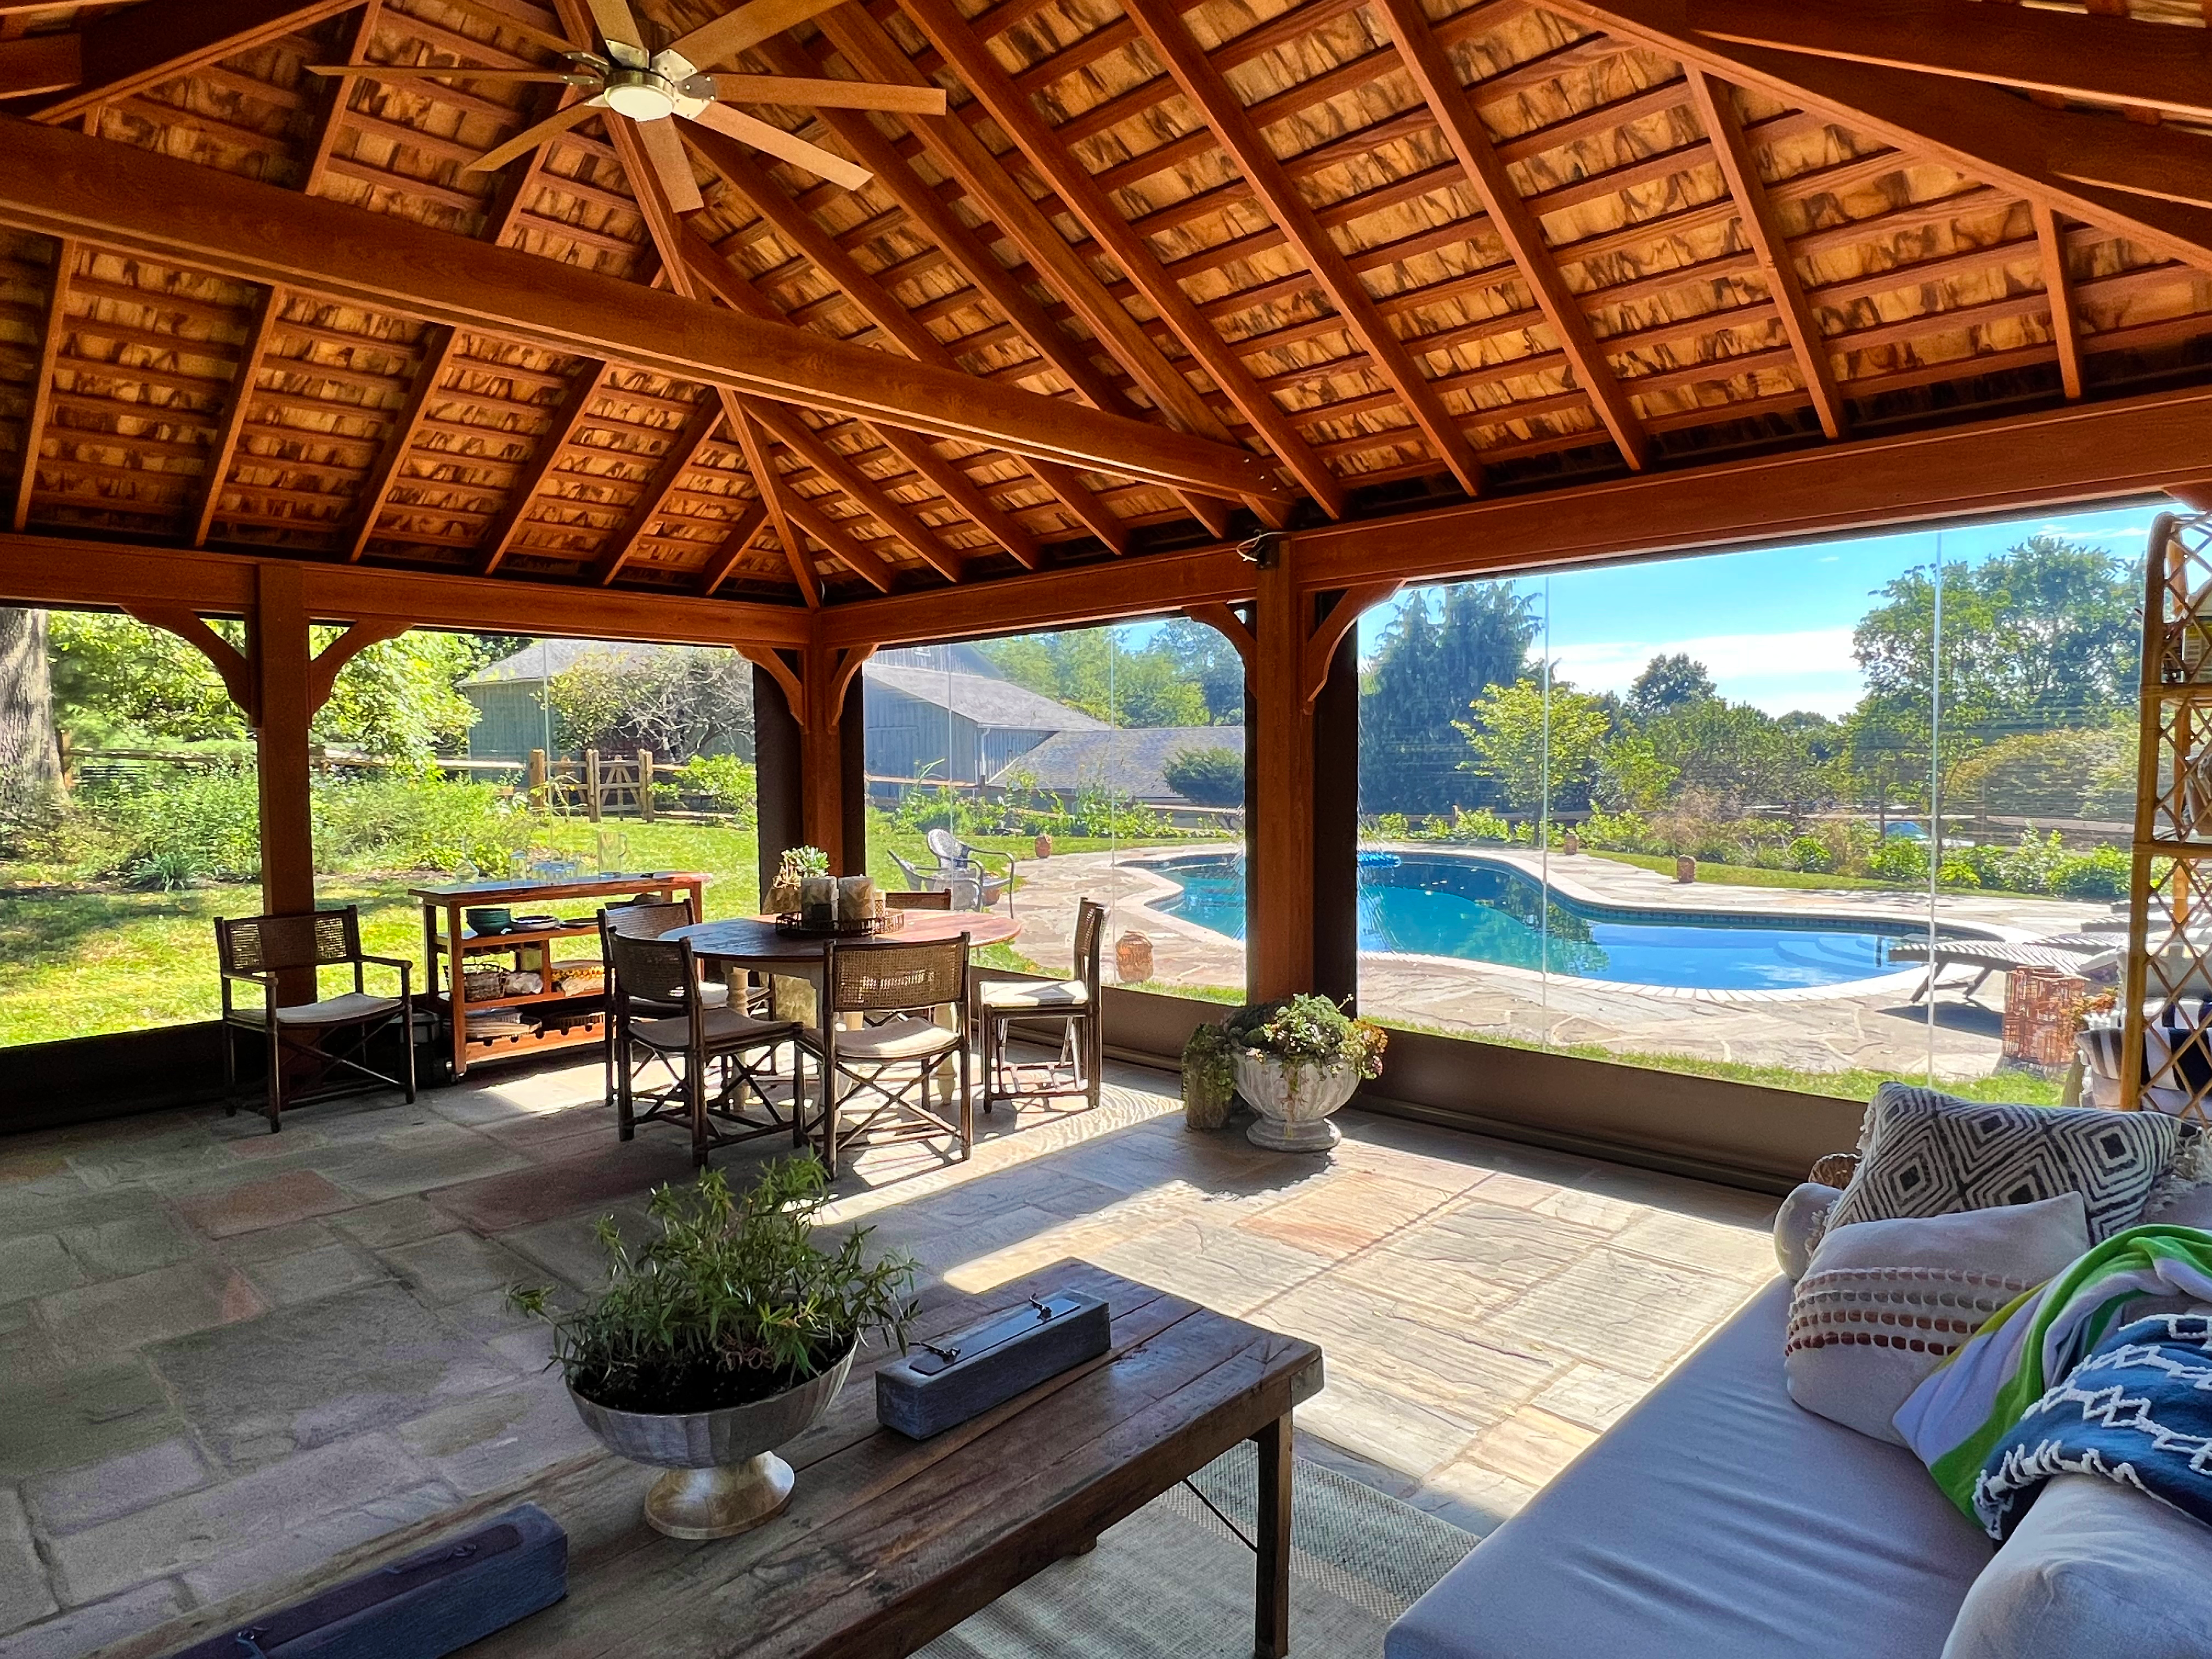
[[765, 844, 828, 915], [511, 1159, 914, 1539], [1181, 1020, 1237, 1130], [1226, 995, 1387, 1153]]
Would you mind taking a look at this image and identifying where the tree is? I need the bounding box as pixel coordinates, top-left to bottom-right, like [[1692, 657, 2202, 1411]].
[[975, 629, 1207, 727], [549, 646, 754, 759], [1155, 616, 1244, 723], [1455, 678, 1612, 812], [1361, 582, 1538, 814], [0, 607, 61, 826], [1638, 698, 1822, 811], [48, 611, 242, 745], [1627, 652, 1716, 719], [1163, 744, 1243, 805]]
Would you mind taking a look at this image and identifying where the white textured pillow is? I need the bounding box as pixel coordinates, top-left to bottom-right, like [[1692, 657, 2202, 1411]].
[[1773, 1181, 1843, 1282], [1942, 1473, 2212, 1659], [1785, 1193, 2091, 1444]]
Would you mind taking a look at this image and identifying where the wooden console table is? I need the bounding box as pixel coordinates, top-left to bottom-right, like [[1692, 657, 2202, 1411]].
[[411, 873, 705, 1081]]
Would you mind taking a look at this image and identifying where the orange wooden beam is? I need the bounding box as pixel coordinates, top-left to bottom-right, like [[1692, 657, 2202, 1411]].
[[306, 617, 410, 714], [477, 359, 610, 577], [1301, 581, 1398, 707], [30, 0, 360, 126], [588, 396, 726, 586], [9, 236, 67, 534], [695, 496, 774, 599]]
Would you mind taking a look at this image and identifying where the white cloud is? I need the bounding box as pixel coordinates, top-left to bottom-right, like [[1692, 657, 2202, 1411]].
[[1548, 627, 1864, 716]]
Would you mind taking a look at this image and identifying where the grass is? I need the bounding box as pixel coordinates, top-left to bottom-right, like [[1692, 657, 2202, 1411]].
[[1587, 850, 1905, 893]]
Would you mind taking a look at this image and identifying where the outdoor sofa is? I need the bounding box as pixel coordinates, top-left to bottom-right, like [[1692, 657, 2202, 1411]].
[[1386, 1173, 2212, 1659]]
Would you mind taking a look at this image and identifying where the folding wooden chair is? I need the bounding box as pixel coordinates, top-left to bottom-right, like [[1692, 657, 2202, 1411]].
[[800, 935, 971, 1176], [216, 906, 415, 1132]]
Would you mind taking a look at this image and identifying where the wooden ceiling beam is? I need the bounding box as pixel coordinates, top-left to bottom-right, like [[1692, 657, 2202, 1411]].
[[695, 496, 772, 599], [588, 396, 725, 586], [898, 0, 1347, 518], [1689, 0, 2212, 126], [1684, 71, 1844, 439], [0, 532, 813, 645], [29, 0, 362, 127], [1121, 0, 1484, 496], [0, 114, 1280, 500], [2031, 203, 2084, 402], [1376, 0, 1645, 471], [680, 122, 1048, 571], [0, 33, 78, 100], [1553, 0, 2212, 274], [733, 408, 820, 605], [476, 358, 607, 576], [8, 234, 66, 534]]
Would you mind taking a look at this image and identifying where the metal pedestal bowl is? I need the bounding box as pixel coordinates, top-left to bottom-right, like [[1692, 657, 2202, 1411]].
[[568, 1346, 855, 1539]]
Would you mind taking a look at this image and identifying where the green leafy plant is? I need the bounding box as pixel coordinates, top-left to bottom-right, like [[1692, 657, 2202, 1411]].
[[1228, 994, 1387, 1080], [776, 844, 830, 885], [510, 1160, 916, 1415], [1181, 1021, 1238, 1128], [1162, 746, 1243, 807]]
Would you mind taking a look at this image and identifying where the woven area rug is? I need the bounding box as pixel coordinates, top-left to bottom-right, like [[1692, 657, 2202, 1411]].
[[919, 1446, 1476, 1657]]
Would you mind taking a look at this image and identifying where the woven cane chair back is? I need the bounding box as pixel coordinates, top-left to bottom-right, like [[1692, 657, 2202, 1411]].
[[606, 932, 696, 1009], [828, 936, 967, 1017], [603, 898, 695, 939], [216, 909, 362, 975], [1073, 899, 1105, 986]]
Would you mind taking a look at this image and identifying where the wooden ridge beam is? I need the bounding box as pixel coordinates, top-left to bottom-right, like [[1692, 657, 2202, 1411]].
[[9, 234, 67, 533], [1122, 0, 1485, 495], [1550, 0, 2212, 274], [1684, 71, 1844, 438], [476, 358, 608, 576], [588, 396, 725, 586], [1376, 0, 1645, 470], [0, 114, 1280, 500], [897, 0, 1347, 517], [30, 0, 363, 126], [1688, 0, 2212, 126], [0, 533, 813, 647]]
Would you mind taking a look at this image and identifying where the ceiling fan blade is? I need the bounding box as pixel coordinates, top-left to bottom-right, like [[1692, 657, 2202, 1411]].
[[586, 0, 650, 65], [308, 64, 591, 83], [667, 0, 851, 72], [634, 114, 705, 213], [686, 103, 872, 191], [707, 74, 947, 115], [464, 96, 606, 173]]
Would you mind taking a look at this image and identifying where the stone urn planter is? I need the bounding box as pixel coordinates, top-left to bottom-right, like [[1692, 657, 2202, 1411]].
[[1233, 1049, 1361, 1152], [569, 1345, 855, 1539], [1034, 832, 1053, 860]]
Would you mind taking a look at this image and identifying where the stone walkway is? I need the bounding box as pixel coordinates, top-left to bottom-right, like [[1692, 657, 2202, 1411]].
[[0, 1052, 1779, 1658], [1012, 845, 2109, 1081]]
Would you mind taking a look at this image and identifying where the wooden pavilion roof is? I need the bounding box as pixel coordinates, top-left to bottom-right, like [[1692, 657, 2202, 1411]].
[[2, 0, 2212, 620]]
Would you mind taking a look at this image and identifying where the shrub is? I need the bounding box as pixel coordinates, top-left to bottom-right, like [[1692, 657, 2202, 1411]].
[[1992, 831, 2070, 896], [1788, 834, 1832, 873], [674, 754, 758, 824], [1936, 852, 1982, 889], [93, 765, 262, 885], [1867, 838, 1930, 884], [312, 776, 520, 874], [1579, 809, 1652, 853], [1163, 746, 1243, 807], [2051, 845, 2130, 899], [1450, 806, 1514, 843], [1370, 812, 1411, 841]]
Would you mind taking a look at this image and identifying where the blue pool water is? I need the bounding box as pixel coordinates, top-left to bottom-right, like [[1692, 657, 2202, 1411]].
[[1152, 851, 1928, 991]]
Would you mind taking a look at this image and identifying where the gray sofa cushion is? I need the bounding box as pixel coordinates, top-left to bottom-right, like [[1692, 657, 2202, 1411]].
[[1386, 1279, 1993, 1659]]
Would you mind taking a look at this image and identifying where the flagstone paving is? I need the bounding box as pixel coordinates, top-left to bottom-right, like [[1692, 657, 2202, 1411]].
[[0, 1048, 1785, 1657]]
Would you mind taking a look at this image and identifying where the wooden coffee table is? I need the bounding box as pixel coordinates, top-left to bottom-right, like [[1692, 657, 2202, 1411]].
[[462, 1262, 1324, 1659]]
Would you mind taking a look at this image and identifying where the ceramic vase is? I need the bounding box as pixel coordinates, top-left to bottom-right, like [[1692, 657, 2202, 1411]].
[[1232, 1051, 1358, 1152]]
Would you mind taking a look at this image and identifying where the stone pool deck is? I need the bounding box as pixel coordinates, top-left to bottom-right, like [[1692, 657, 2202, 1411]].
[[1006, 845, 2110, 1082]]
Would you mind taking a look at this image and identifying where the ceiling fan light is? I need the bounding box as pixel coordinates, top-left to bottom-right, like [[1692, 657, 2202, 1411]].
[[604, 76, 674, 120]]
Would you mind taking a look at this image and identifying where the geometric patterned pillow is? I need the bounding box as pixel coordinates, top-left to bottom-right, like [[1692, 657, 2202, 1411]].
[[1826, 1082, 2179, 1242]]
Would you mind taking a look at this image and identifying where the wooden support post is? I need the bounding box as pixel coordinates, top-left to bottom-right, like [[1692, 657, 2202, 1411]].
[[1249, 550, 1315, 1002], [250, 563, 316, 999], [584, 749, 602, 823], [527, 747, 548, 811], [637, 749, 653, 822], [741, 633, 876, 874]]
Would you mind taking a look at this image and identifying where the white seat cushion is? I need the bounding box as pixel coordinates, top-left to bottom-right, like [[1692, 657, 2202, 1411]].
[[233, 992, 400, 1026], [978, 979, 1088, 1012], [1942, 1473, 2212, 1659], [1386, 1279, 1993, 1659], [630, 1007, 790, 1051], [628, 980, 731, 1013], [809, 1016, 957, 1063]]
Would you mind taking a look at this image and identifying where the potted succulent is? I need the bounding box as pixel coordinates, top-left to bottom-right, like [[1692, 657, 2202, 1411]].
[[1226, 995, 1387, 1153], [1181, 1020, 1238, 1130], [511, 1158, 914, 1540], [765, 844, 829, 915]]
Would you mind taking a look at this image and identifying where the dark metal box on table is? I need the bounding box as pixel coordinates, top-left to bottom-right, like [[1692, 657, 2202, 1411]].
[[877, 1289, 1111, 1439]]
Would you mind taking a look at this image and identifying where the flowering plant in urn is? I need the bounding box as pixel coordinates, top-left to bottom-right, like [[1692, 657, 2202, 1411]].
[[1227, 995, 1386, 1153]]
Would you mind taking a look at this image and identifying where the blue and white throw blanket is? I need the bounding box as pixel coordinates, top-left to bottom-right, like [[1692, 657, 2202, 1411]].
[[1892, 1225, 2212, 1538]]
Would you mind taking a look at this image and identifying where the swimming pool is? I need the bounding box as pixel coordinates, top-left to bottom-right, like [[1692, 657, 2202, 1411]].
[[1148, 851, 1934, 991]]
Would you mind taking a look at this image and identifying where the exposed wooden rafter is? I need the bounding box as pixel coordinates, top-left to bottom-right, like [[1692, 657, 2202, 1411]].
[[741, 396, 970, 585], [2031, 204, 2085, 400], [1683, 70, 1846, 438], [29, 0, 362, 127], [183, 285, 281, 548], [732, 409, 821, 603], [0, 113, 1283, 499], [695, 496, 774, 599], [588, 394, 725, 586], [476, 358, 610, 577], [1121, 0, 1486, 495], [1688, 0, 2212, 126], [9, 234, 68, 534], [1376, 0, 1647, 470]]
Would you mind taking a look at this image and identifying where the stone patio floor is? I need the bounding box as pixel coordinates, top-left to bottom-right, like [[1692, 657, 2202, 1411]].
[[0, 1049, 1781, 1658], [1011, 845, 2109, 1081]]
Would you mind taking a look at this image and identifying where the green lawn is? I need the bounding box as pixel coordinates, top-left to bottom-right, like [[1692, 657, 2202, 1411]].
[[1587, 850, 1909, 893]]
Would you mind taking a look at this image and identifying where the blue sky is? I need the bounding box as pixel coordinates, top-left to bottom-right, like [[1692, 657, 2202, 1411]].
[[1351, 501, 2162, 718]]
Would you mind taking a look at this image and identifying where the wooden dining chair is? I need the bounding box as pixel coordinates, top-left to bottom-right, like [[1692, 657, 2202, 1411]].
[[597, 898, 725, 1109], [216, 906, 415, 1132], [972, 898, 1104, 1115], [799, 935, 970, 1177], [604, 932, 805, 1168]]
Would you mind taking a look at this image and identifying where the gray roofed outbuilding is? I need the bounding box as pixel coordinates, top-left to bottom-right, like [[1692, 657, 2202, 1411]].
[[992, 726, 1244, 803]]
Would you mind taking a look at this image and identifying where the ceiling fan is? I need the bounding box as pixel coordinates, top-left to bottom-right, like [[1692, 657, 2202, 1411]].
[[309, 0, 946, 202]]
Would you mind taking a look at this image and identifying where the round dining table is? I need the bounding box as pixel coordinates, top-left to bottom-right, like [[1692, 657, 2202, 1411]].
[[668, 908, 1021, 972]]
